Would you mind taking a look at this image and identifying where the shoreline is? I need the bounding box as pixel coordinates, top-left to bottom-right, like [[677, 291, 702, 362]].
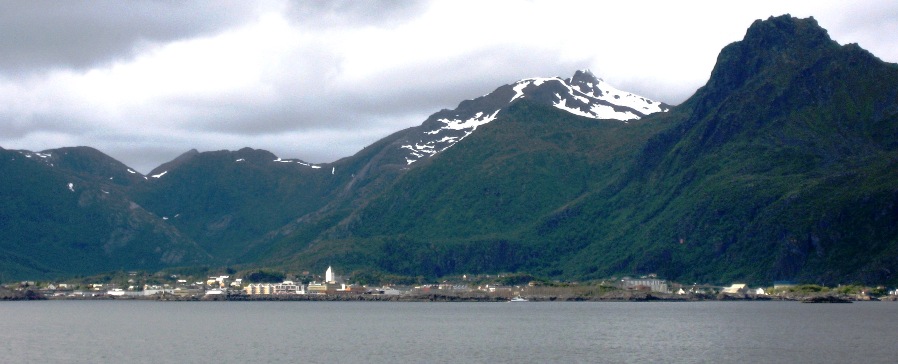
[[5, 291, 890, 303]]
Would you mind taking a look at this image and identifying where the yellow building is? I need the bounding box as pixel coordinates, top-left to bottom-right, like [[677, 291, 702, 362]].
[[244, 283, 274, 295]]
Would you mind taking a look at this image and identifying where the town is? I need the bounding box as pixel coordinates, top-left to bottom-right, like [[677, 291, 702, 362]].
[[4, 266, 898, 303]]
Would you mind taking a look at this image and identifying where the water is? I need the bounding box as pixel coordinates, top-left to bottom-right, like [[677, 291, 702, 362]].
[[2, 301, 896, 363]]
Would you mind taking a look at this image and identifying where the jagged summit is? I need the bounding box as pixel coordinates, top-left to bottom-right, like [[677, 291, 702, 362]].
[[399, 70, 669, 165], [701, 15, 841, 100], [742, 15, 833, 51]]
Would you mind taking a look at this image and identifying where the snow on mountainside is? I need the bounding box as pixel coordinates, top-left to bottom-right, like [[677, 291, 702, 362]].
[[400, 70, 669, 165], [15, 146, 147, 186]]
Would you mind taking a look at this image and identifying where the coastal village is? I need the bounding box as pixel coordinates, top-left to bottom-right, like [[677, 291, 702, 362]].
[[4, 266, 898, 302]]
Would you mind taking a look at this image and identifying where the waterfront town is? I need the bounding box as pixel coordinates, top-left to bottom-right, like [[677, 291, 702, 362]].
[[3, 266, 898, 303]]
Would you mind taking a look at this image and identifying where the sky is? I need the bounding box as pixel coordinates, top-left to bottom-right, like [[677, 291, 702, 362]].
[[2, 1, 896, 173]]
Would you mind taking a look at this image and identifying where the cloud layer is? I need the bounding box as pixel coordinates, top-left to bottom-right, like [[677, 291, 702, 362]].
[[2, 0, 896, 173]]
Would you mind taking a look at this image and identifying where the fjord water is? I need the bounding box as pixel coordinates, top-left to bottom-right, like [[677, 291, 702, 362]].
[[3, 301, 896, 363]]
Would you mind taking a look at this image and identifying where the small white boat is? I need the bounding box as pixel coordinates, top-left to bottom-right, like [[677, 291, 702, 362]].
[[508, 296, 528, 302]]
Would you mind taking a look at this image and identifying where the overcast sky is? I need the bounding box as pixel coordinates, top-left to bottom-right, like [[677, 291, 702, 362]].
[[2, 0, 896, 173]]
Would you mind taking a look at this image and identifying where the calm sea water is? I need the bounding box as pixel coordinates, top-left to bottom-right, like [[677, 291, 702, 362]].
[[1, 300, 896, 363]]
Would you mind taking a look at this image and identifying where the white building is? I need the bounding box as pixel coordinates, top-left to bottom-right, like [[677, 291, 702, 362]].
[[621, 278, 670, 293], [244, 281, 305, 295], [274, 281, 303, 294], [722, 284, 748, 294]]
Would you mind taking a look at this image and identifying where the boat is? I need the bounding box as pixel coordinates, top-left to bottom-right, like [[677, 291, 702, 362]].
[[508, 296, 528, 302]]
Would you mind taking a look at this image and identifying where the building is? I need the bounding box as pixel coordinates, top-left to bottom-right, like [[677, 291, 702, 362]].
[[273, 281, 303, 294], [244, 281, 305, 295], [306, 282, 337, 295], [722, 284, 748, 294], [773, 281, 797, 290], [244, 283, 274, 295], [306, 266, 359, 294], [621, 278, 670, 293], [207, 276, 230, 289], [372, 287, 402, 295]]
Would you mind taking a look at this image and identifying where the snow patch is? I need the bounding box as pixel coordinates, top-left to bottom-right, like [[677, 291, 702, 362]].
[[126, 169, 136, 174], [510, 77, 556, 102], [403, 109, 500, 165], [590, 103, 639, 121], [553, 98, 640, 121], [235, 159, 245, 162], [151, 171, 167, 178], [511, 82, 529, 102], [67, 183, 74, 192], [438, 110, 499, 131]]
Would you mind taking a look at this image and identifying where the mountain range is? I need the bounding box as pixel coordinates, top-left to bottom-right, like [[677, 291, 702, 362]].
[[2, 15, 897, 285]]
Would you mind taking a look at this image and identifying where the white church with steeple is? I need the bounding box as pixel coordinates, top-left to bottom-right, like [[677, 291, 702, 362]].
[[307, 266, 359, 294]]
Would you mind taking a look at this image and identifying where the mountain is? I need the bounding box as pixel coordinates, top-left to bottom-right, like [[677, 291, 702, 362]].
[[259, 15, 898, 285], [583, 15, 898, 284], [0, 146, 209, 279], [130, 147, 349, 261], [388, 69, 668, 167], [236, 71, 669, 268]]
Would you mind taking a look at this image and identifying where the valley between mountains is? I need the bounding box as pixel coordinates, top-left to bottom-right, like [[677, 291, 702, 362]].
[[3, 15, 898, 286]]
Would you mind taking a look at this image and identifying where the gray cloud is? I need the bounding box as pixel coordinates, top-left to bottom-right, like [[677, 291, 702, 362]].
[[820, 2, 898, 62], [0, 1, 259, 74], [283, 0, 429, 29], [155, 45, 588, 146]]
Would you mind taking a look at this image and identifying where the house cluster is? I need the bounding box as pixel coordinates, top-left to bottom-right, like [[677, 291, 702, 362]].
[[241, 266, 369, 295], [14, 269, 898, 300], [19, 267, 401, 298], [617, 276, 789, 296]]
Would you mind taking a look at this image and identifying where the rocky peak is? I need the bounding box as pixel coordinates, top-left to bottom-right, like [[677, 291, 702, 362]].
[[705, 15, 839, 97], [396, 70, 669, 166]]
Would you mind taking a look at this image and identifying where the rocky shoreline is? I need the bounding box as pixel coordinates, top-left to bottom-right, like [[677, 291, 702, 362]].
[[0, 288, 45, 301]]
